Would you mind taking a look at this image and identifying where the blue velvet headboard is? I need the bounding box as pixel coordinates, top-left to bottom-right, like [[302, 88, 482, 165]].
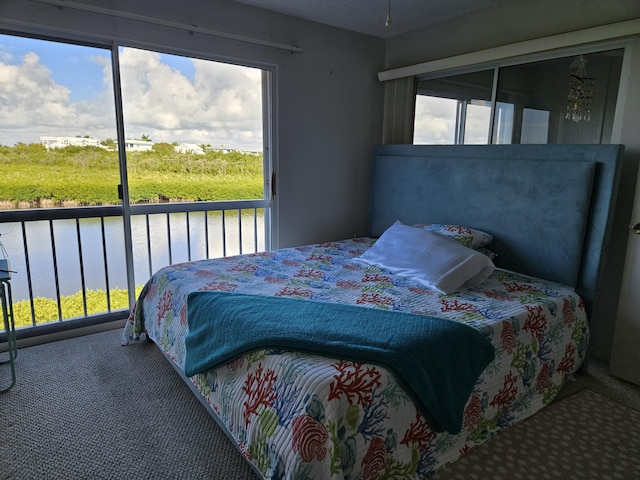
[[369, 144, 624, 317]]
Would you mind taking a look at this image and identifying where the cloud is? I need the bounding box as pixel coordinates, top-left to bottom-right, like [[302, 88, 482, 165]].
[[413, 96, 492, 145], [118, 48, 263, 149], [0, 44, 264, 151], [413, 95, 456, 144], [0, 52, 74, 133]]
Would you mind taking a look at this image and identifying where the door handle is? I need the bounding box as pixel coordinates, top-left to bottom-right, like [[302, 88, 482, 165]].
[[631, 223, 640, 234]]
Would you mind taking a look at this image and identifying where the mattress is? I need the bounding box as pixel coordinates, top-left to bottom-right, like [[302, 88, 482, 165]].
[[122, 237, 589, 479]]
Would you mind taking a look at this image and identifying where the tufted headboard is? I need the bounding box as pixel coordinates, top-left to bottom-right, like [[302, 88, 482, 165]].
[[369, 144, 624, 318]]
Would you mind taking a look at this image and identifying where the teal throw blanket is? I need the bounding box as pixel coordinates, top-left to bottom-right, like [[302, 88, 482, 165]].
[[184, 292, 495, 434]]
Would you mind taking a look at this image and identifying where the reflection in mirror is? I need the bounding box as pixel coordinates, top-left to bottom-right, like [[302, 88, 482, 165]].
[[495, 48, 623, 144], [413, 48, 623, 145], [414, 70, 494, 145]]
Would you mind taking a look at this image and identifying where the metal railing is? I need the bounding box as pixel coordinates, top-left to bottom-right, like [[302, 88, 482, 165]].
[[0, 200, 268, 336]]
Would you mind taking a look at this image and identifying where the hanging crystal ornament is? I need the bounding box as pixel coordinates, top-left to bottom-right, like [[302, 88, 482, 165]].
[[566, 55, 596, 123]]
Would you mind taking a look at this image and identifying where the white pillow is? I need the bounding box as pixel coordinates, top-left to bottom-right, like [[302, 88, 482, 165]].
[[359, 221, 495, 294]]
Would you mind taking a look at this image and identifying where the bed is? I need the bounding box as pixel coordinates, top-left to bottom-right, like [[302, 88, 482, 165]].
[[123, 144, 624, 479]]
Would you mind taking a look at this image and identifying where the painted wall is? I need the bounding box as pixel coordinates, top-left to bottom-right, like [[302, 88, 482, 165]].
[[0, 0, 386, 249], [384, 1, 640, 363]]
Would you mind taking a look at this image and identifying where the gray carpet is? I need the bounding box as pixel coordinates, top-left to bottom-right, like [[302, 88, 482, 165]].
[[0, 329, 259, 480], [432, 389, 640, 479], [1, 328, 640, 479]]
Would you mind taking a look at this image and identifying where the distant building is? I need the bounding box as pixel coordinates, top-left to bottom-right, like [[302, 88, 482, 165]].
[[175, 143, 205, 155], [40, 136, 155, 152], [39, 136, 255, 155], [40, 136, 104, 149], [123, 139, 153, 152]]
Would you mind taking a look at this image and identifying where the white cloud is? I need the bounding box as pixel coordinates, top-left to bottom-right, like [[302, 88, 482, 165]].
[[413, 95, 457, 145], [0, 52, 73, 132], [413, 96, 493, 145], [0, 44, 264, 151], [118, 48, 263, 149]]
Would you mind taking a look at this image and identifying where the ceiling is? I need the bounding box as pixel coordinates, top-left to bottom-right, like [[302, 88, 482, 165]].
[[233, 0, 510, 39]]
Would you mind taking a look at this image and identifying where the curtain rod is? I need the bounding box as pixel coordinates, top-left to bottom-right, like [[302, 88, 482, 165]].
[[378, 18, 640, 81], [31, 0, 304, 54]]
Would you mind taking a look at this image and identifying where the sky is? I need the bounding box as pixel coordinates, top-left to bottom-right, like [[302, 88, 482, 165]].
[[0, 34, 263, 151], [413, 96, 457, 144]]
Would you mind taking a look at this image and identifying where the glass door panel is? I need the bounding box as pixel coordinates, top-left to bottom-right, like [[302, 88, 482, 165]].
[[118, 47, 269, 285], [0, 35, 120, 209], [118, 47, 266, 204], [0, 34, 126, 325]]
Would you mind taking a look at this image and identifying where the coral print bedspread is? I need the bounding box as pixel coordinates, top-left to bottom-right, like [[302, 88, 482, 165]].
[[123, 238, 589, 479]]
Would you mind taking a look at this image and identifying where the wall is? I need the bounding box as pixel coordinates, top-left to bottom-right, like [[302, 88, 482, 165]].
[[0, 0, 385, 249], [384, 1, 640, 362]]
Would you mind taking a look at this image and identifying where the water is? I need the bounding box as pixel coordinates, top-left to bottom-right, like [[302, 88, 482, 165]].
[[0, 211, 265, 302]]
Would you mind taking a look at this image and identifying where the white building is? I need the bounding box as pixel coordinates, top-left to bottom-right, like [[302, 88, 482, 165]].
[[123, 139, 153, 152], [40, 136, 104, 149], [40, 136, 156, 152], [175, 143, 205, 155]]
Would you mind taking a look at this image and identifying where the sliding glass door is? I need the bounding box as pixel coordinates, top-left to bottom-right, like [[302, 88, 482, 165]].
[[0, 33, 272, 330]]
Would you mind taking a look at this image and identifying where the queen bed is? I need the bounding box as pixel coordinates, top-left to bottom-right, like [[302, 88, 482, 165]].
[[123, 144, 624, 479]]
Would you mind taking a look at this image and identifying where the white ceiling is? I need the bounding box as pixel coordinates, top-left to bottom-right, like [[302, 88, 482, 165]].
[[233, 0, 510, 38]]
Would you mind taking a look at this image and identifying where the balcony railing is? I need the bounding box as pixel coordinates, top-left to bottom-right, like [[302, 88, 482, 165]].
[[0, 200, 268, 338]]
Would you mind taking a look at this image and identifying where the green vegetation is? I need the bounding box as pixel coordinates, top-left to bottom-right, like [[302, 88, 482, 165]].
[[12, 286, 145, 328], [0, 143, 263, 206]]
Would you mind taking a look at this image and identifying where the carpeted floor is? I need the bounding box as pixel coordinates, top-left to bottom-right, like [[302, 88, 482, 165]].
[[0, 328, 258, 480], [1, 328, 639, 479], [432, 389, 640, 479]]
